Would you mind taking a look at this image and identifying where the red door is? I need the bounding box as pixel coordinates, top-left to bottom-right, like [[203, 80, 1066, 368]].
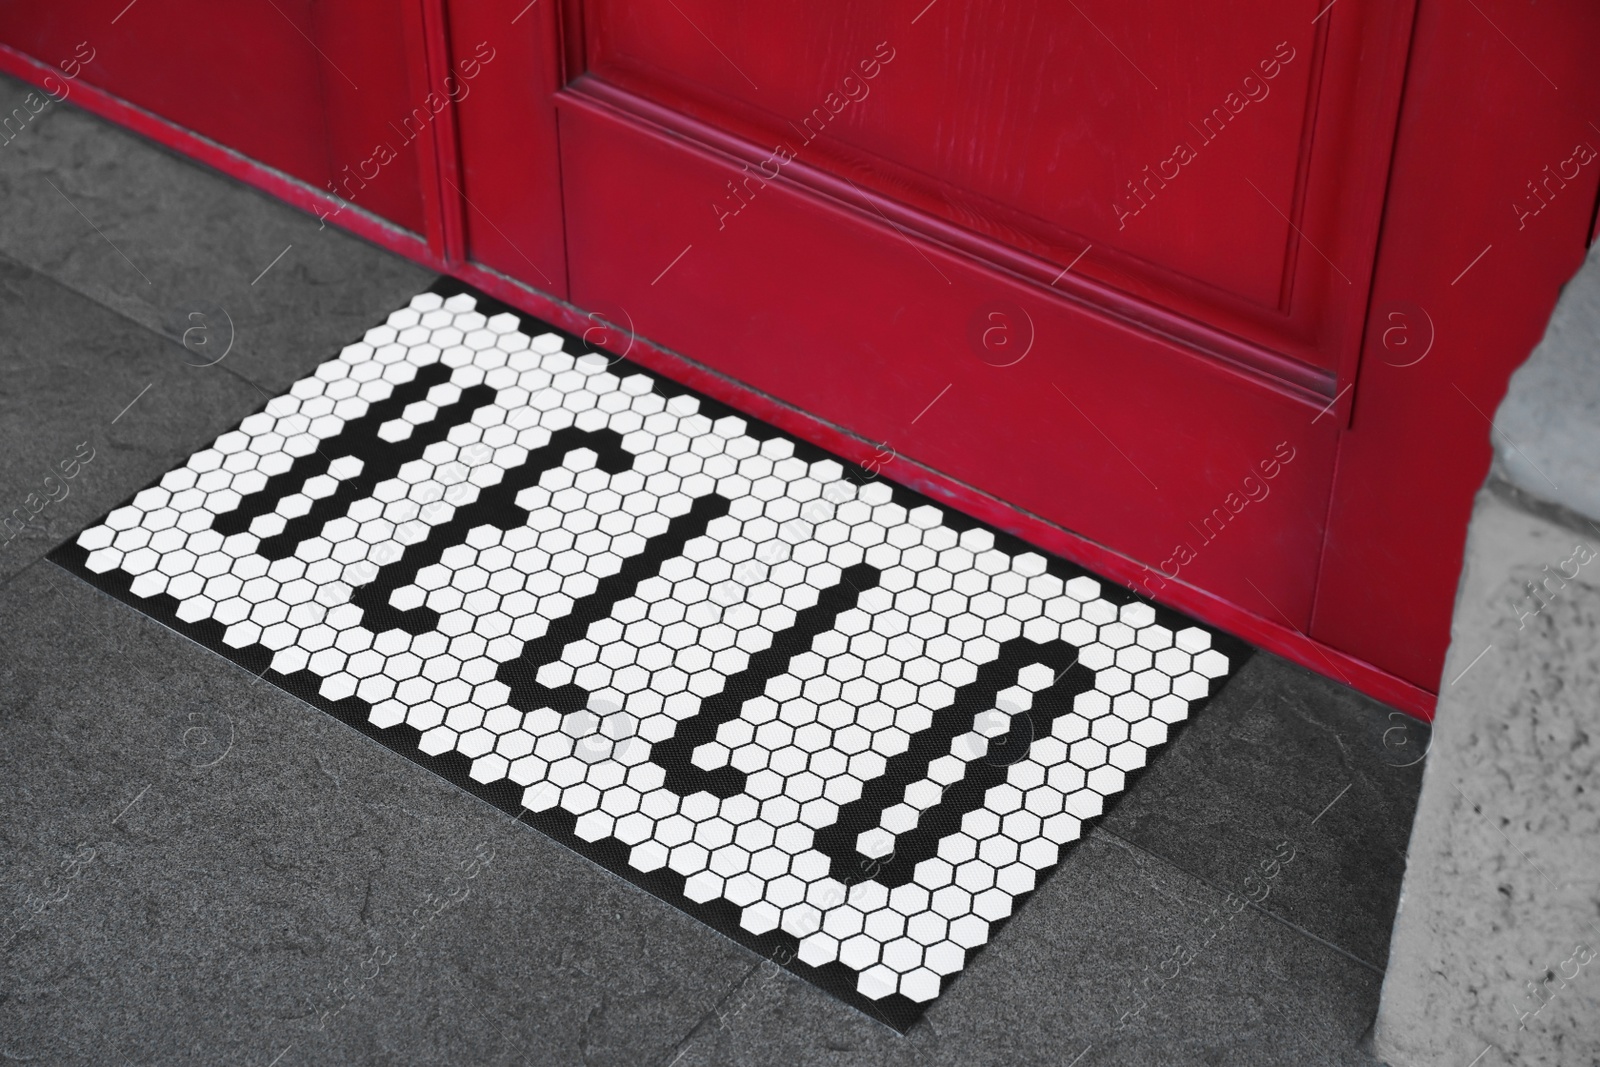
[[3, 0, 1597, 717]]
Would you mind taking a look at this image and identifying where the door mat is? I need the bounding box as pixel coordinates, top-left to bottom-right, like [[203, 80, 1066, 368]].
[[50, 278, 1250, 1031]]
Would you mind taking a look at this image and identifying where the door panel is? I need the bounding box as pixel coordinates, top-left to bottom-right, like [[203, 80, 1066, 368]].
[[586, 3, 1305, 305], [576, 0, 1414, 380], [559, 97, 1340, 627]]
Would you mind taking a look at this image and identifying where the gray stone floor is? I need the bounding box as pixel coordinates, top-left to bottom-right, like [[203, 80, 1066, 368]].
[[0, 73, 1425, 1066]]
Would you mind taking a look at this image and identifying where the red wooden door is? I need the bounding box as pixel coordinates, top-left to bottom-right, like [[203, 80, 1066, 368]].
[[4, 1, 1597, 717]]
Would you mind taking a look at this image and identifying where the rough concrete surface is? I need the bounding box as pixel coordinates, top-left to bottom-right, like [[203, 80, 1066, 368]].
[[1496, 240, 1600, 520], [1372, 482, 1600, 1067]]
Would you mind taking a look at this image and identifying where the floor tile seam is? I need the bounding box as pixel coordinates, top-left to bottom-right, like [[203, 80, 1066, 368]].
[[0, 552, 45, 608], [654, 956, 768, 1067], [1093, 826, 1387, 976], [0, 249, 284, 591], [0, 247, 180, 347], [0, 247, 297, 408]]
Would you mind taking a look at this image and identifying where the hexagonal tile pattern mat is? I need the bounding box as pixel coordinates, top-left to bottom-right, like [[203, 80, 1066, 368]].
[[50, 278, 1250, 1031]]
